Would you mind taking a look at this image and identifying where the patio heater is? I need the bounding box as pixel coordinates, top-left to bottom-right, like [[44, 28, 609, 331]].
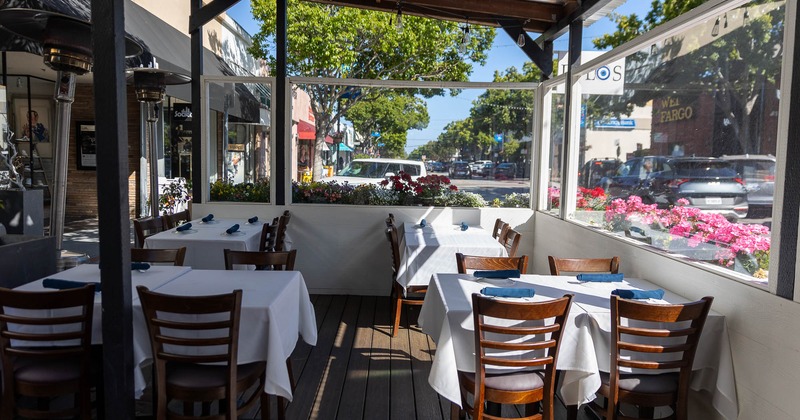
[[127, 67, 190, 218], [0, 8, 143, 249]]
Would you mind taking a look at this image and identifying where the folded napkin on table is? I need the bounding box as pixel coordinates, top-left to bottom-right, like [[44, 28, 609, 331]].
[[460, 221, 469, 231], [612, 289, 665, 300], [176, 223, 192, 232], [131, 262, 151, 271], [577, 273, 624, 282], [226, 224, 240, 234], [474, 269, 521, 279], [419, 219, 427, 227], [43, 279, 101, 292], [201, 214, 214, 223], [248, 216, 259, 224], [481, 287, 535, 298]]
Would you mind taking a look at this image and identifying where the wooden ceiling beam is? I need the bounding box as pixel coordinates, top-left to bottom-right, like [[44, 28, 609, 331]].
[[400, 0, 564, 23]]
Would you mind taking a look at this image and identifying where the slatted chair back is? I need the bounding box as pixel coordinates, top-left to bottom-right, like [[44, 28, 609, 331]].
[[456, 253, 529, 274], [385, 223, 401, 275], [259, 221, 279, 252], [385, 221, 426, 337], [131, 247, 187, 266], [133, 216, 163, 248], [275, 210, 291, 252], [602, 295, 714, 420], [500, 227, 522, 257], [492, 218, 509, 240], [137, 286, 267, 419], [386, 213, 396, 228], [224, 249, 297, 271], [548, 256, 620, 275], [162, 209, 191, 230], [0, 285, 96, 419], [463, 293, 573, 420]]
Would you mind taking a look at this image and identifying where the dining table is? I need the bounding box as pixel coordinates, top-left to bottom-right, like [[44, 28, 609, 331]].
[[17, 265, 317, 401], [418, 273, 738, 420], [396, 222, 507, 293], [144, 217, 264, 269]]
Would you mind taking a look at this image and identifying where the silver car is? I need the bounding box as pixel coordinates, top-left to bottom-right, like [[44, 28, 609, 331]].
[[721, 155, 776, 218]]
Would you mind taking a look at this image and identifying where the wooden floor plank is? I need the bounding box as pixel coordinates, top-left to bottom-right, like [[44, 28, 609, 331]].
[[389, 305, 416, 419], [363, 297, 392, 420], [310, 295, 362, 420], [286, 295, 347, 420], [408, 308, 443, 419], [336, 296, 377, 420]]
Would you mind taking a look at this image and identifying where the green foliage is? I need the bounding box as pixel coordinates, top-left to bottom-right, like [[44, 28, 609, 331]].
[[593, 1, 708, 50], [439, 192, 486, 208], [159, 178, 192, 214], [491, 192, 531, 208], [210, 179, 270, 202], [345, 92, 430, 159]]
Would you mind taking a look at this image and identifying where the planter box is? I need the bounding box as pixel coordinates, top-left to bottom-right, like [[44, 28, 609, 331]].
[[0, 234, 57, 288], [0, 189, 44, 235]]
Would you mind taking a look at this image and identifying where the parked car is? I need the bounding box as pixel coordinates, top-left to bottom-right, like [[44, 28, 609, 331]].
[[475, 162, 495, 178], [635, 157, 749, 221], [494, 162, 517, 180], [579, 158, 621, 188], [427, 161, 446, 172], [470, 160, 492, 173], [721, 155, 776, 218], [449, 161, 472, 178], [604, 156, 672, 197], [321, 158, 427, 186]]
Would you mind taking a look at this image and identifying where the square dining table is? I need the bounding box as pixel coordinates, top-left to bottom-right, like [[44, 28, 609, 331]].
[[396, 223, 507, 293], [144, 217, 264, 269], [419, 273, 737, 420], [17, 266, 317, 402]]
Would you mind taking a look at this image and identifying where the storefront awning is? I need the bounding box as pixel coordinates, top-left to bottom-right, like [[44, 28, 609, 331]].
[[297, 120, 334, 143], [336, 143, 354, 152]]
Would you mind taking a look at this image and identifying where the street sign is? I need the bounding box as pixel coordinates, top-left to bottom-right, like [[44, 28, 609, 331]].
[[377, 143, 385, 147], [494, 133, 504, 142], [371, 131, 381, 137]]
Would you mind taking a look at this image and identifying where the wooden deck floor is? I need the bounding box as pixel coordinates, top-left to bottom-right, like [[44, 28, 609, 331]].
[[259, 295, 594, 420]]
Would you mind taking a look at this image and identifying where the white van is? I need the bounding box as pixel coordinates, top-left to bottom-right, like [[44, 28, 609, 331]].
[[321, 158, 427, 186]]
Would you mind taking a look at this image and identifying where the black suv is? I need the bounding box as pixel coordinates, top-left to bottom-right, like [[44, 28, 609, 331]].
[[604, 156, 672, 197], [449, 161, 472, 178], [578, 158, 621, 188]]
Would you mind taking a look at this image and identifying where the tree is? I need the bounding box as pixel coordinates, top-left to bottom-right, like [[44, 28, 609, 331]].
[[593, 1, 784, 155], [249, 1, 494, 178], [344, 92, 429, 158]]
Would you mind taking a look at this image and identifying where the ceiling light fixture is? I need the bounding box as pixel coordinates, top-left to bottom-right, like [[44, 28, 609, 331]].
[[460, 21, 470, 53], [517, 20, 529, 48], [743, 10, 750, 26], [395, 2, 403, 33], [711, 17, 720, 37], [724, 12, 728, 28]]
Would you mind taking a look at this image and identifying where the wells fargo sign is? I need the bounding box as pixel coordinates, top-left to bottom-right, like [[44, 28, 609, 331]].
[[657, 96, 694, 123]]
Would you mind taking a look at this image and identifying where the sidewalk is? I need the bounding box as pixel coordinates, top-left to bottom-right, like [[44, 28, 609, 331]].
[[63, 218, 136, 259]]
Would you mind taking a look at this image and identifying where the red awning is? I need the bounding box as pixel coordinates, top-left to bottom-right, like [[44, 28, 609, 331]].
[[297, 120, 333, 143]]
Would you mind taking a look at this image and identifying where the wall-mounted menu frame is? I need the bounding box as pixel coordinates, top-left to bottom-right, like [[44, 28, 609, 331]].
[[76, 121, 96, 170]]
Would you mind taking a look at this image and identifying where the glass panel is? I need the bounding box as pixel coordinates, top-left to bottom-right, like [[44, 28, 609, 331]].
[[205, 80, 272, 203], [568, 1, 782, 284], [289, 83, 534, 207], [543, 84, 565, 213]]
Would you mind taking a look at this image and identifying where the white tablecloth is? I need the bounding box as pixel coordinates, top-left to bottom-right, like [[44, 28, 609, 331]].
[[144, 218, 263, 269], [396, 223, 507, 292], [419, 273, 737, 420], [144, 270, 318, 401]]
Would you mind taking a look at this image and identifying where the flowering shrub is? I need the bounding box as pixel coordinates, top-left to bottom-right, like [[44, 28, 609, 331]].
[[159, 178, 192, 214], [547, 187, 560, 209], [546, 187, 607, 211], [605, 196, 770, 278], [380, 172, 459, 206], [491, 192, 531, 208], [292, 181, 354, 204], [210, 179, 270, 202]]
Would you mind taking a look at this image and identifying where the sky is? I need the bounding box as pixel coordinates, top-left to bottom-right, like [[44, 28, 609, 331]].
[[226, 1, 651, 155]]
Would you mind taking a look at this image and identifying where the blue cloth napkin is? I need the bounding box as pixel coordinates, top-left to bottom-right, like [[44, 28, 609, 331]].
[[176, 223, 192, 232], [474, 270, 521, 279], [460, 222, 469, 231], [131, 262, 150, 271], [201, 214, 214, 223], [419, 219, 427, 227], [248, 216, 259, 224], [226, 224, 240, 234], [43, 279, 101, 292], [612, 289, 665, 300], [481, 287, 535, 298], [577, 273, 624, 282]]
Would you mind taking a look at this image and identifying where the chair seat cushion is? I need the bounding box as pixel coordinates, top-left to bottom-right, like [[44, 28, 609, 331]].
[[166, 361, 266, 390], [600, 372, 679, 394], [461, 370, 545, 392], [15, 357, 83, 384]]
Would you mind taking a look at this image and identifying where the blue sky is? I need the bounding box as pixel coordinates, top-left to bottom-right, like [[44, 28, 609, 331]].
[[226, 1, 650, 154]]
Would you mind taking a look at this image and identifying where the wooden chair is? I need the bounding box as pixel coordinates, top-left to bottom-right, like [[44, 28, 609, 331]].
[[136, 286, 269, 420], [131, 247, 187, 266], [224, 249, 297, 271], [499, 227, 522, 257], [456, 252, 529, 274], [492, 218, 508, 240], [386, 221, 426, 337], [455, 293, 573, 420], [259, 220, 279, 252], [548, 256, 620, 275], [583, 295, 714, 420], [275, 211, 291, 252], [133, 216, 163, 248], [162, 209, 191, 230], [0, 285, 96, 420]]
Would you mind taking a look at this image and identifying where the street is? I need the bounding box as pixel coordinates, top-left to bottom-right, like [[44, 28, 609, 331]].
[[434, 172, 531, 203]]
